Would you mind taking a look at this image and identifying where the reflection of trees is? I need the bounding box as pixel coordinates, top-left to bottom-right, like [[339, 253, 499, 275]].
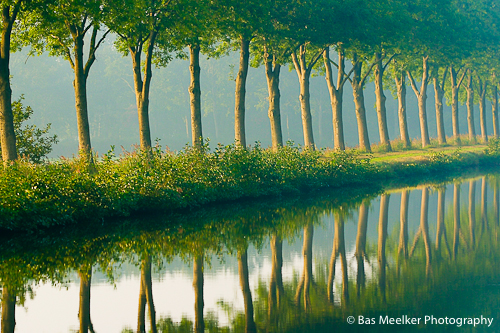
[[1, 285, 16, 333], [137, 256, 157, 333], [378, 194, 389, 303], [454, 184, 461, 259], [295, 224, 314, 310], [481, 177, 488, 233], [238, 248, 256, 333], [78, 267, 95, 333], [268, 234, 284, 320], [435, 187, 451, 258], [398, 190, 409, 261], [4, 174, 500, 332], [469, 180, 476, 249], [355, 201, 369, 297], [328, 211, 348, 305], [193, 255, 204, 333]]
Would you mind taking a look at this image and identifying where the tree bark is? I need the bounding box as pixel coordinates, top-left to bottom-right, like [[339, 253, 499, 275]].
[[395, 71, 411, 148], [492, 85, 499, 138], [477, 77, 488, 142], [433, 70, 447, 144], [0, 4, 20, 162], [292, 44, 321, 150], [374, 53, 391, 151], [1, 285, 16, 333], [465, 72, 476, 142], [450, 66, 466, 143], [189, 41, 203, 150], [130, 31, 157, 151], [264, 47, 283, 151], [72, 33, 92, 157], [238, 249, 256, 333], [407, 56, 430, 147], [351, 54, 371, 152], [323, 47, 345, 150], [234, 36, 250, 147]]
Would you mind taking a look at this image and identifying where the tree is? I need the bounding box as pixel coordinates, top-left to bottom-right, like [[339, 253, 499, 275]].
[[0, 0, 25, 162], [104, 0, 179, 151], [215, 0, 267, 148], [28, 0, 109, 161]]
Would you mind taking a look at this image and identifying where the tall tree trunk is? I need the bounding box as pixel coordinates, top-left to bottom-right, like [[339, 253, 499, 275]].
[[0, 4, 20, 162], [234, 36, 250, 147], [264, 47, 283, 151], [323, 47, 345, 150], [79, 268, 92, 333], [378, 194, 389, 303], [238, 249, 256, 333], [492, 85, 499, 138], [477, 77, 488, 142], [407, 56, 430, 147], [1, 285, 16, 333], [193, 255, 204, 333], [355, 201, 368, 297], [433, 71, 447, 144], [374, 53, 391, 151], [73, 35, 92, 157], [189, 41, 203, 150], [465, 73, 476, 142], [395, 71, 411, 148], [292, 44, 321, 150], [351, 54, 371, 152], [130, 31, 157, 151], [450, 66, 466, 143]]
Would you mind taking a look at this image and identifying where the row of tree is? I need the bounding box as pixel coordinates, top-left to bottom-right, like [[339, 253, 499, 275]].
[[1, 0, 500, 162]]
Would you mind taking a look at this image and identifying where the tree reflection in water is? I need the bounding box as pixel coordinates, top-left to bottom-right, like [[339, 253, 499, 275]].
[[1, 174, 500, 332]]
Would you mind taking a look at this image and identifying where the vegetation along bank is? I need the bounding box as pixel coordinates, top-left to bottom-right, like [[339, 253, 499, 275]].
[[1, 139, 500, 232]]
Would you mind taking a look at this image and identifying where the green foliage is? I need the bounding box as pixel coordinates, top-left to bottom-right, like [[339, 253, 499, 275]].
[[0, 96, 58, 163], [1, 142, 499, 231], [485, 137, 500, 156]]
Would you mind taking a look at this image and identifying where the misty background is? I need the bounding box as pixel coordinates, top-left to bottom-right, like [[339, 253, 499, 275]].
[[10, 36, 490, 158]]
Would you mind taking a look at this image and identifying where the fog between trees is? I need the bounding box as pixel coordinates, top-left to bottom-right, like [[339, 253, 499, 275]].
[[11, 42, 487, 158]]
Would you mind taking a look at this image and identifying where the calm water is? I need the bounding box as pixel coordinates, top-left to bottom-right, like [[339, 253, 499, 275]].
[[1, 173, 500, 332]]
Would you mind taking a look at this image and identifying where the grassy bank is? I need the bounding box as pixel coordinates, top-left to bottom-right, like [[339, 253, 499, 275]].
[[1, 139, 500, 231]]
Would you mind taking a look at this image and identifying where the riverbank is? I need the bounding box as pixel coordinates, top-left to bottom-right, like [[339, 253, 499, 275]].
[[1, 140, 500, 231]]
